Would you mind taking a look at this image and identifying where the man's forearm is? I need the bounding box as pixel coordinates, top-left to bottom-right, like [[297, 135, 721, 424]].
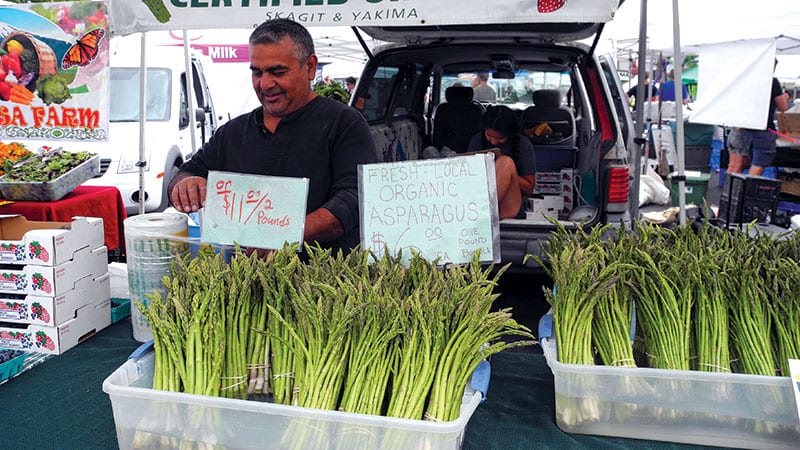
[[304, 207, 344, 243]]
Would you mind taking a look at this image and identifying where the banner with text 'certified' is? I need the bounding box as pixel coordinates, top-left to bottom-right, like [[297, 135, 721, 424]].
[[203, 171, 308, 250], [359, 154, 500, 266], [108, 1, 620, 36]]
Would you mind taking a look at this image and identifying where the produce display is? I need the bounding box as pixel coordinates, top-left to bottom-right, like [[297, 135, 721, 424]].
[[0, 149, 93, 182], [0, 141, 33, 176], [136, 244, 534, 448], [534, 221, 800, 430]]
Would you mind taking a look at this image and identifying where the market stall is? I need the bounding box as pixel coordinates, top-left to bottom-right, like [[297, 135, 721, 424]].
[[0, 317, 722, 450], [0, 185, 127, 254]]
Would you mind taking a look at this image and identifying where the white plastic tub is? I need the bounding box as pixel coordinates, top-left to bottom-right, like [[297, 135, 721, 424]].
[[541, 337, 800, 450], [103, 350, 484, 450]]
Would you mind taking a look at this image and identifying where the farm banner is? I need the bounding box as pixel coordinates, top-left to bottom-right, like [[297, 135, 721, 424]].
[[108, 0, 620, 36], [0, 2, 110, 143]]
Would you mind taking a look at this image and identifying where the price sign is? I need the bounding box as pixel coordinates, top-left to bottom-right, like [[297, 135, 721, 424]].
[[791, 359, 800, 421], [359, 154, 500, 265], [203, 171, 308, 249]]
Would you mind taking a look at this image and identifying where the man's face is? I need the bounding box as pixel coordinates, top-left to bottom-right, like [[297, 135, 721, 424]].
[[250, 38, 317, 118]]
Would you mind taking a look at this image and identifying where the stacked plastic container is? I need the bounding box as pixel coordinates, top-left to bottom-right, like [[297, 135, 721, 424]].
[[0, 216, 110, 355], [124, 213, 188, 343]]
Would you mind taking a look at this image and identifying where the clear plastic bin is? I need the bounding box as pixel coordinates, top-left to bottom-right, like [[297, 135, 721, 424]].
[[541, 337, 800, 449], [103, 349, 485, 450]]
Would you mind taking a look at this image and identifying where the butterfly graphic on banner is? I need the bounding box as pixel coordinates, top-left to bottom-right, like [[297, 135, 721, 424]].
[[61, 28, 105, 70]]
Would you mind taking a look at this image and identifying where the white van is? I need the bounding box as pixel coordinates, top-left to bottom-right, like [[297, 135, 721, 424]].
[[37, 35, 219, 216]]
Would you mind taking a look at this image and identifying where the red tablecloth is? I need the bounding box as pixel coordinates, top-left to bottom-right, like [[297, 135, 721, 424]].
[[0, 185, 127, 252]]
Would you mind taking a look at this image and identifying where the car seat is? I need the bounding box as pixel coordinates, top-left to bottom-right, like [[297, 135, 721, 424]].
[[432, 86, 484, 153], [521, 89, 575, 147], [521, 89, 578, 172]]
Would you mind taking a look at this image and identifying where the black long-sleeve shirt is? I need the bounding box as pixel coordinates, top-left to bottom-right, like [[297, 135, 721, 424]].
[[175, 96, 378, 252]]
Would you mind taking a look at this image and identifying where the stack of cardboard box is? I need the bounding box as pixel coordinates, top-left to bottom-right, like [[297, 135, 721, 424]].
[[0, 216, 110, 355]]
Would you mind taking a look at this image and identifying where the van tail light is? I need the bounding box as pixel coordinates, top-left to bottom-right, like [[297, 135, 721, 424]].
[[606, 165, 630, 208]]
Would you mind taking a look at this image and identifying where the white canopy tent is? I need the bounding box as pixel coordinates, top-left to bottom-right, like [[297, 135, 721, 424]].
[[609, 0, 800, 223], [100, 0, 621, 214]]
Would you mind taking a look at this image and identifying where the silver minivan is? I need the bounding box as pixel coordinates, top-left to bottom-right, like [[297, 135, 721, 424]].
[[351, 17, 637, 270]]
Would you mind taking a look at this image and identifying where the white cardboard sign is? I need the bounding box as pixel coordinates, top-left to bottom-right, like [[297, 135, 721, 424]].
[[359, 154, 500, 265]]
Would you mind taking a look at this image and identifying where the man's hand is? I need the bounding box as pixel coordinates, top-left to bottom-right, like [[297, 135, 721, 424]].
[[170, 176, 207, 212]]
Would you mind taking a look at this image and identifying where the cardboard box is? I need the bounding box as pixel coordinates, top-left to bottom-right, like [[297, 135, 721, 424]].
[[526, 195, 563, 221], [0, 273, 110, 327], [778, 171, 800, 197], [0, 297, 111, 355], [534, 182, 561, 195], [777, 112, 800, 138], [535, 172, 562, 183], [0, 245, 107, 296], [0, 216, 104, 266], [561, 168, 575, 214]]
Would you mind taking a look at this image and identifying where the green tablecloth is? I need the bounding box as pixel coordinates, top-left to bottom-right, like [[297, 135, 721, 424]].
[[0, 319, 715, 450]]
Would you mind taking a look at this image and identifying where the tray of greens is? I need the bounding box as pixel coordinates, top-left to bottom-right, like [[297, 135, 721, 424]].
[[0, 150, 99, 201]]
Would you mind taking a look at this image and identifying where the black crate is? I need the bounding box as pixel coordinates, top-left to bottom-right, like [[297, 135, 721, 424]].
[[718, 173, 781, 226], [684, 145, 712, 172]]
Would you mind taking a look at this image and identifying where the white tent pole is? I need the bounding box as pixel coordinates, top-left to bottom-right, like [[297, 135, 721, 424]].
[[671, 0, 687, 225], [184, 31, 199, 155], [630, 0, 648, 221], [137, 32, 148, 216]]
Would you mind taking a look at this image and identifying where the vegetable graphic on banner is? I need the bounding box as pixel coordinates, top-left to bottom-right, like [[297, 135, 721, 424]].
[[141, 0, 171, 24], [0, 2, 109, 142]]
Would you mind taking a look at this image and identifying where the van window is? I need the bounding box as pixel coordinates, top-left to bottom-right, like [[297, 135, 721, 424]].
[[110, 68, 171, 122], [391, 65, 424, 119], [599, 58, 630, 144], [361, 66, 399, 122], [441, 71, 571, 105]]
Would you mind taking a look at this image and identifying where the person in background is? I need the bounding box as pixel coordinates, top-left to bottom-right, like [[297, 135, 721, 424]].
[[472, 72, 497, 102], [168, 19, 377, 254], [626, 72, 658, 109], [345, 76, 357, 94], [726, 127, 748, 173], [735, 59, 791, 176], [466, 105, 536, 219], [660, 68, 690, 104]]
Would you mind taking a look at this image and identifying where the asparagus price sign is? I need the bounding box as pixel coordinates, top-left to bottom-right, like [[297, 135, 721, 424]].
[[359, 154, 500, 265], [791, 359, 800, 421], [203, 171, 308, 249]]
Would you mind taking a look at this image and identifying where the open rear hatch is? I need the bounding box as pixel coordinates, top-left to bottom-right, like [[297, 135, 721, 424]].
[[357, 0, 624, 55]]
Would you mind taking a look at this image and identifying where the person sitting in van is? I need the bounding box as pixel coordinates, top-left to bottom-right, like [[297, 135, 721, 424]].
[[466, 105, 536, 219]]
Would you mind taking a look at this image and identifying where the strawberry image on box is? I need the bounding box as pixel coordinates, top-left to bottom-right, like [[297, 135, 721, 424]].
[[30, 273, 52, 294], [28, 241, 50, 262], [30, 302, 50, 323]]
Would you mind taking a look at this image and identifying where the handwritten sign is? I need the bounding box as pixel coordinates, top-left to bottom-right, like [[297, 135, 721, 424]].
[[791, 359, 800, 421], [203, 171, 308, 250], [359, 154, 500, 265]]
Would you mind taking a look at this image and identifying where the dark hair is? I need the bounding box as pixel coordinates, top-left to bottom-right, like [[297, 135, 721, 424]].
[[481, 105, 520, 136], [345, 76, 357, 85], [250, 19, 315, 63], [480, 105, 522, 159]]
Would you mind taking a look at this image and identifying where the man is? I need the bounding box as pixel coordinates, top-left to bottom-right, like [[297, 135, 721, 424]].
[[169, 19, 378, 253], [345, 76, 357, 94], [472, 72, 497, 102], [659, 68, 690, 104], [737, 60, 790, 176]]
